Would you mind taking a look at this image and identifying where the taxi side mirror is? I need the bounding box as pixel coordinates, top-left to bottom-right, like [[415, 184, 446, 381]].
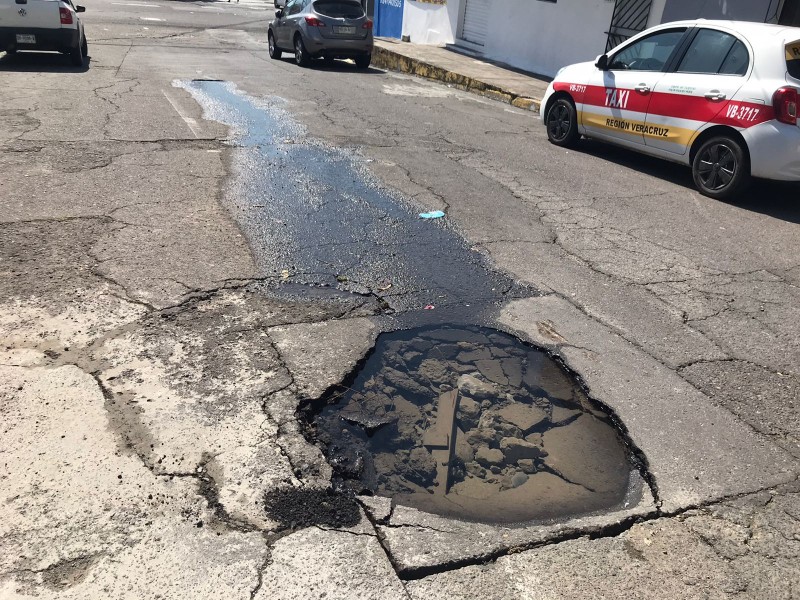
[[595, 54, 609, 70], [76, 5, 85, 11], [274, 0, 286, 7], [275, 9, 283, 18]]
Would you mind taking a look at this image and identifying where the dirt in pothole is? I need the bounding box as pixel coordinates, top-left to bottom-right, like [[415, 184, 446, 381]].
[[306, 325, 643, 525]]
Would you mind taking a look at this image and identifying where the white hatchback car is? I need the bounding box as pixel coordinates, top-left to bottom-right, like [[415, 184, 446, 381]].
[[542, 20, 800, 199]]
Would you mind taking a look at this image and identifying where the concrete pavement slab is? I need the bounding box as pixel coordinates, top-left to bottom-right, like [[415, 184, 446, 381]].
[[406, 483, 800, 600], [0, 364, 267, 599], [405, 483, 800, 599], [499, 296, 797, 513], [254, 524, 408, 600], [370, 496, 655, 577], [268, 318, 379, 400]]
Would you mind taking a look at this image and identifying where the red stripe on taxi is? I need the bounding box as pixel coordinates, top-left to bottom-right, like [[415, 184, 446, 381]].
[[553, 83, 775, 128]]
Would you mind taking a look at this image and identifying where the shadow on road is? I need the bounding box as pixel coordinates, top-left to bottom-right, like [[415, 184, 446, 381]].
[[274, 55, 382, 74], [0, 51, 91, 73], [578, 138, 800, 224]]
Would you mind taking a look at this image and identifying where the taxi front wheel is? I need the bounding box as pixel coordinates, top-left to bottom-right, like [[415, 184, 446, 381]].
[[546, 98, 580, 148], [692, 135, 750, 200]]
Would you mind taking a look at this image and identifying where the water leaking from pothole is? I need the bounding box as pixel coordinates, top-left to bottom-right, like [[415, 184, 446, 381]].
[[305, 325, 644, 525]]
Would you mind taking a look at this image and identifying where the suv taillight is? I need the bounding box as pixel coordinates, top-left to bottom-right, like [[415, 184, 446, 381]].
[[773, 86, 798, 125], [59, 6, 73, 24], [304, 16, 325, 27], [362, 19, 373, 30]]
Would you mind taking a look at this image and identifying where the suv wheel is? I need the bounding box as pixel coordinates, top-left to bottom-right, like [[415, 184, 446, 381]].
[[692, 135, 750, 200], [294, 35, 310, 67], [268, 31, 281, 59], [354, 53, 370, 69]]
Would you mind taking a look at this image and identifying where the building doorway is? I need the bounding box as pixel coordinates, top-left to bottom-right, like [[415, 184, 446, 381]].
[[458, 0, 490, 48]]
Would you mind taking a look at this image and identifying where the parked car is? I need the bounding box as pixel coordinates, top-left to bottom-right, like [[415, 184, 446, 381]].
[[269, 0, 373, 69], [0, 0, 87, 66], [542, 20, 800, 199]]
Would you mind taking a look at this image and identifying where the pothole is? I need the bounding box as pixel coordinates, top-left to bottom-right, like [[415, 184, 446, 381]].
[[303, 324, 646, 525]]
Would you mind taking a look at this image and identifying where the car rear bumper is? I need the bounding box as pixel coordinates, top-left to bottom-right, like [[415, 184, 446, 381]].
[[744, 121, 800, 181], [304, 28, 372, 57], [0, 27, 79, 52]]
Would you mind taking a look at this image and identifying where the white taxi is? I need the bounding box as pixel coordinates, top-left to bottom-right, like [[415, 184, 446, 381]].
[[541, 20, 800, 199]]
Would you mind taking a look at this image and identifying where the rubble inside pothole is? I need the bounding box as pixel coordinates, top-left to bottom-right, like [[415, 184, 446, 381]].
[[308, 325, 640, 524]]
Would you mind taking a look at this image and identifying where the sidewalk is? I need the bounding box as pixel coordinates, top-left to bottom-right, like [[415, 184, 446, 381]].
[[372, 38, 551, 112]]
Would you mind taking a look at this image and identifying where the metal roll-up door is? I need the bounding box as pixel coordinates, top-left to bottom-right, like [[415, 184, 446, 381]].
[[460, 0, 489, 47]]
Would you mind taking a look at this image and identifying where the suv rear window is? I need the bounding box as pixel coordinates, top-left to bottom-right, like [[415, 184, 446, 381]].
[[314, 0, 364, 18], [787, 41, 800, 79]]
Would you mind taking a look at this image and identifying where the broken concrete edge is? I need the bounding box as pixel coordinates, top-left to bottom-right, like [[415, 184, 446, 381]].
[[371, 46, 542, 114], [496, 295, 800, 515], [359, 473, 800, 579], [372, 499, 657, 579]]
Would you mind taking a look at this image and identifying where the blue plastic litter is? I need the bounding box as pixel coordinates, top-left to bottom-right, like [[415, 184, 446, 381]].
[[419, 210, 445, 219]]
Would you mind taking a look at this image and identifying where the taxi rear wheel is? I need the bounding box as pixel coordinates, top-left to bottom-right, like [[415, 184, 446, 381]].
[[546, 98, 580, 148], [692, 136, 750, 200]]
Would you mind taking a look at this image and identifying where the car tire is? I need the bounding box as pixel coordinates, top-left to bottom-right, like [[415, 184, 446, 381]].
[[268, 31, 281, 59], [81, 34, 88, 58], [69, 35, 84, 66], [354, 53, 370, 69], [294, 35, 310, 67], [692, 135, 750, 200], [545, 97, 580, 147], [323, 55, 334, 67]]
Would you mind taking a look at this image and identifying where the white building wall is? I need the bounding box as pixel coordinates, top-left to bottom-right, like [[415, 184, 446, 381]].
[[402, 0, 461, 45], [648, 0, 668, 27], [481, 0, 615, 77]]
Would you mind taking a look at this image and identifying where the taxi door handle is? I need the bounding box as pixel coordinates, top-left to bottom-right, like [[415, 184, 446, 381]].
[[635, 84, 651, 94], [704, 90, 727, 101]]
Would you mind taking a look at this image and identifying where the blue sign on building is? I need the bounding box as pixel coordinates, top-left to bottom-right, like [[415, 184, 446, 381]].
[[375, 0, 404, 38]]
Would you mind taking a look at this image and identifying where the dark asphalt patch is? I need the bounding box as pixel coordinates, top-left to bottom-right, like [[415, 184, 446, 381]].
[[264, 486, 361, 530], [180, 80, 532, 317]]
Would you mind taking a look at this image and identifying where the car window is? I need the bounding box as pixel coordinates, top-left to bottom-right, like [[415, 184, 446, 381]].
[[677, 29, 749, 75], [286, 0, 303, 16], [719, 40, 749, 75], [313, 0, 364, 18], [609, 29, 686, 71], [787, 40, 800, 80]]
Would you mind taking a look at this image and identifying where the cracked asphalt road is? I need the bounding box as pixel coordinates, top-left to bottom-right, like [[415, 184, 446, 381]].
[[1, 0, 798, 598]]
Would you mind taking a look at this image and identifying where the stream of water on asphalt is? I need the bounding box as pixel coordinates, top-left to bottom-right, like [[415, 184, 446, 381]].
[[180, 79, 526, 318], [182, 80, 644, 525]]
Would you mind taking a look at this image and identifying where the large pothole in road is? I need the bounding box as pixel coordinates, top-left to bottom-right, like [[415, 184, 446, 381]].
[[303, 325, 645, 525]]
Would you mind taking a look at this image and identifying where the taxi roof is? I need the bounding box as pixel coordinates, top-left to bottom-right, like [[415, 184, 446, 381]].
[[657, 19, 800, 44]]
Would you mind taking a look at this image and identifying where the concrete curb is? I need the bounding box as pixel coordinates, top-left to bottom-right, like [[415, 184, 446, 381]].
[[372, 45, 541, 113]]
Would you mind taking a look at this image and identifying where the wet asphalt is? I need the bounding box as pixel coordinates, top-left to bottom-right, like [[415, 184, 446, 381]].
[[182, 80, 531, 321]]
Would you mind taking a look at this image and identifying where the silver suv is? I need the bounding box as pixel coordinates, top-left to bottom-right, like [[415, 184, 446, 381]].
[[269, 0, 373, 69]]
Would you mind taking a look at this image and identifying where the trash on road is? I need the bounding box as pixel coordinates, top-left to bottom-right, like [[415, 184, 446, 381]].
[[424, 304, 435, 310], [419, 210, 445, 219]]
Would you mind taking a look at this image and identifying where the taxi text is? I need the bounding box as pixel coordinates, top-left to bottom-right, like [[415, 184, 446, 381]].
[[606, 118, 669, 137], [605, 89, 629, 109]]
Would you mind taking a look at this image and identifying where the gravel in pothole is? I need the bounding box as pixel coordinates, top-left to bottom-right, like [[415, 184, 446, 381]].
[[308, 325, 641, 524]]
